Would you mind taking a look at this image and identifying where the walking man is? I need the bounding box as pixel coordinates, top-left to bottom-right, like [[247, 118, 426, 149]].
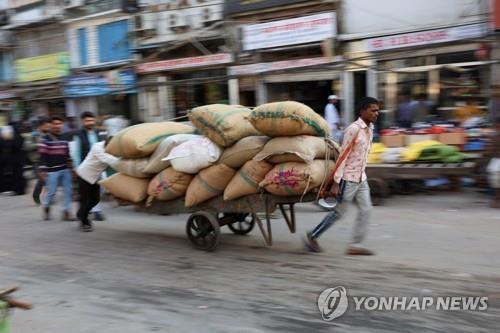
[[305, 97, 380, 255], [72, 112, 107, 221], [76, 138, 119, 231], [32, 117, 51, 204], [38, 116, 75, 221]]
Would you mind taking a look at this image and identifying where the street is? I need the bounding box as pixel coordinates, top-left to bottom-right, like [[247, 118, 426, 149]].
[[1, 188, 499, 332]]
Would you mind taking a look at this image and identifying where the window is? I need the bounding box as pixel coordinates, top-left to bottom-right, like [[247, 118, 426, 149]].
[[97, 20, 131, 63], [0, 53, 6, 81], [77, 27, 88, 66]]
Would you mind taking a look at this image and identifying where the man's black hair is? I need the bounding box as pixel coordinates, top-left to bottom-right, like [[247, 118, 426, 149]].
[[80, 111, 95, 119], [50, 116, 64, 122], [357, 97, 379, 115]]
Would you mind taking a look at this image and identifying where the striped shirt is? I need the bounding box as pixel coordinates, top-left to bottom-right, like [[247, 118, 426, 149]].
[[38, 133, 71, 172]]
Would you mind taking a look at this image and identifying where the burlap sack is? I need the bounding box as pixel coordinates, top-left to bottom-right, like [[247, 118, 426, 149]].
[[143, 134, 199, 174], [189, 104, 260, 147], [254, 135, 327, 164], [111, 158, 151, 178], [99, 173, 150, 203], [165, 136, 222, 174], [147, 167, 193, 202], [184, 164, 235, 207], [260, 160, 335, 196], [249, 101, 330, 137], [224, 160, 273, 201], [218, 136, 270, 168], [106, 122, 195, 158]]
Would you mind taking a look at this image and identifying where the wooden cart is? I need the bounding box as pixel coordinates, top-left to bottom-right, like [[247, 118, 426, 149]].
[[118, 193, 318, 252]]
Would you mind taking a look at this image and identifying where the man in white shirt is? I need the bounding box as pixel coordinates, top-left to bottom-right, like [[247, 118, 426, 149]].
[[325, 95, 341, 142], [76, 139, 119, 232]]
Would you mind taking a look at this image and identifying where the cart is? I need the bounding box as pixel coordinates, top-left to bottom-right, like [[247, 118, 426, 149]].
[[117, 193, 318, 252], [366, 161, 476, 205]]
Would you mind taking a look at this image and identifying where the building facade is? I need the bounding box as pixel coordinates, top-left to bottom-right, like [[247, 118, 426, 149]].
[[63, 0, 139, 121], [134, 0, 228, 121], [2, 0, 68, 121], [226, 0, 341, 116], [340, 0, 493, 125]]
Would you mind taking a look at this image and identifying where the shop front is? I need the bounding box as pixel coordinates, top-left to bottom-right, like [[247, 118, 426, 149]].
[[12, 52, 70, 119], [136, 53, 233, 121], [363, 23, 492, 125], [229, 56, 342, 114]]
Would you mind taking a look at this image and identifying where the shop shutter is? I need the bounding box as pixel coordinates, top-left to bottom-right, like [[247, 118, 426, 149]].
[[97, 19, 131, 63]]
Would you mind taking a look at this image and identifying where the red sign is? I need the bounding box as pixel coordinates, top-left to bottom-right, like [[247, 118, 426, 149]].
[[229, 57, 339, 76], [136, 54, 233, 74]]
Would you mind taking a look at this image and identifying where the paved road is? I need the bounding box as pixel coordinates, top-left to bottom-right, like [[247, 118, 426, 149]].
[[1, 190, 499, 332]]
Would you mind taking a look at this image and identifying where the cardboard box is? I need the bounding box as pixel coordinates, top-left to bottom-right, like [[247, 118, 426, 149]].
[[380, 134, 405, 147], [438, 132, 466, 145], [405, 134, 437, 145]]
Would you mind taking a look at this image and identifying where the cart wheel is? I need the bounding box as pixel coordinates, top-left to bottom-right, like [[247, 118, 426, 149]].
[[227, 213, 255, 235], [186, 211, 220, 252]]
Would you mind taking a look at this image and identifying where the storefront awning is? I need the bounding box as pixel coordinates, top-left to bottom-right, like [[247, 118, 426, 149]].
[[392, 60, 498, 73]]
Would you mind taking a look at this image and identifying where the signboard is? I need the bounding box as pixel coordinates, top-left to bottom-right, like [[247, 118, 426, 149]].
[[64, 68, 136, 98], [225, 0, 308, 15], [242, 12, 336, 51], [366, 23, 487, 52], [15, 52, 70, 83], [136, 53, 233, 74], [229, 57, 339, 76]]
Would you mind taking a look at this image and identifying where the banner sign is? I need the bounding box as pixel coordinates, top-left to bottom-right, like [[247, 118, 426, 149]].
[[242, 12, 336, 51], [15, 52, 70, 83], [64, 68, 136, 97], [136, 54, 233, 74]]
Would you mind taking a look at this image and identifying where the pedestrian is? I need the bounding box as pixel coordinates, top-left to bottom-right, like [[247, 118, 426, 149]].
[[488, 86, 500, 208], [76, 138, 119, 232], [396, 94, 412, 128], [0, 123, 26, 195], [32, 117, 51, 205], [71, 112, 107, 221], [304, 97, 380, 255], [409, 93, 432, 123], [11, 123, 26, 195], [324, 95, 341, 142], [38, 116, 75, 221]]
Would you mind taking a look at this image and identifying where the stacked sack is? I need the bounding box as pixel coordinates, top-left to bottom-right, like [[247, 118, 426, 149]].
[[100, 101, 339, 207], [246, 101, 337, 198], [100, 121, 197, 203]]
